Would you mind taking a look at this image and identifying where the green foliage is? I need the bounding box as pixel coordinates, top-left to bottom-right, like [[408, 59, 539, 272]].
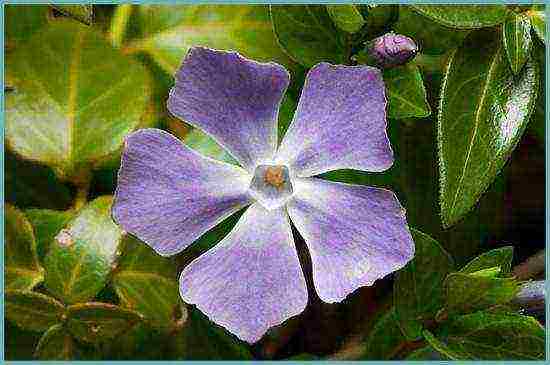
[[528, 10, 546, 44], [6, 5, 50, 46], [411, 5, 509, 29], [25, 209, 74, 261], [394, 229, 454, 340], [6, 21, 150, 181], [437, 30, 538, 227], [270, 5, 347, 67], [459, 246, 513, 275], [503, 13, 532, 74], [35, 324, 74, 360], [44, 196, 123, 304], [112, 236, 180, 329], [384, 64, 431, 119], [52, 5, 93, 25], [361, 308, 405, 360], [326, 5, 365, 34], [424, 312, 545, 360], [6, 290, 65, 332], [5, 204, 44, 291]]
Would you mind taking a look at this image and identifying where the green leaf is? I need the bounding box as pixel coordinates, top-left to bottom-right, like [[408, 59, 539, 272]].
[[44, 196, 123, 304], [424, 312, 545, 360], [112, 236, 180, 329], [5, 204, 44, 291], [67, 302, 143, 344], [25, 209, 74, 262], [406, 345, 447, 360], [270, 5, 347, 67], [528, 10, 546, 44], [393, 6, 470, 55], [175, 307, 253, 360], [6, 290, 65, 332], [6, 5, 49, 46], [411, 5, 509, 29], [438, 30, 539, 227], [394, 229, 454, 340], [52, 5, 93, 25], [529, 44, 545, 142], [444, 273, 520, 315], [326, 5, 365, 34], [384, 64, 431, 119], [125, 5, 292, 75], [459, 246, 513, 275], [361, 308, 406, 360], [503, 13, 532, 74], [6, 21, 150, 180], [35, 324, 74, 360], [5, 321, 42, 360], [184, 128, 238, 165]]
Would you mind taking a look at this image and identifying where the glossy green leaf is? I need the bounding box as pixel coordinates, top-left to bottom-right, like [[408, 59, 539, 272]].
[[394, 229, 454, 340], [503, 13, 532, 74], [5, 204, 44, 291], [326, 5, 365, 34], [52, 5, 93, 24], [406, 345, 447, 360], [5, 5, 49, 47], [528, 10, 546, 44], [35, 324, 74, 360], [394, 6, 470, 55], [459, 246, 513, 275], [529, 44, 545, 142], [438, 30, 538, 227], [384, 64, 431, 119], [67, 302, 143, 343], [44, 196, 123, 304], [125, 5, 292, 75], [424, 312, 545, 360], [175, 307, 253, 360], [444, 272, 520, 314], [5, 21, 150, 180], [6, 290, 65, 332], [270, 5, 347, 67], [112, 236, 180, 329], [5, 152, 72, 210], [25, 209, 74, 261], [361, 308, 406, 360], [411, 5, 509, 29]]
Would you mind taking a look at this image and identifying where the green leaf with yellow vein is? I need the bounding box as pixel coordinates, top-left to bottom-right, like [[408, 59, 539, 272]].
[[424, 312, 545, 360], [6, 21, 150, 180], [438, 30, 538, 228], [528, 10, 546, 44], [444, 272, 521, 315], [25, 209, 74, 262], [67, 302, 143, 343], [52, 5, 93, 25], [411, 5, 509, 29], [326, 5, 365, 34], [384, 64, 431, 120], [44, 196, 123, 304], [5, 204, 44, 291], [112, 236, 180, 329], [6, 290, 65, 332], [459, 246, 513, 275], [35, 324, 74, 360], [503, 13, 532, 75], [124, 5, 293, 75], [270, 5, 347, 67], [394, 229, 454, 340]]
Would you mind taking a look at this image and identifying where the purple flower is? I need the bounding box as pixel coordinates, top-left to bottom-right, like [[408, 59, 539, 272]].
[[112, 47, 414, 343], [367, 32, 418, 69]]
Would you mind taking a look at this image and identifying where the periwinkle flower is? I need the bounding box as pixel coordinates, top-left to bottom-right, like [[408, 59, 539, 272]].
[[112, 47, 414, 343], [366, 32, 418, 69]]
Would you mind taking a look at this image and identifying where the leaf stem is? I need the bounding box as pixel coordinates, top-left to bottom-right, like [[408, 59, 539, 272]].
[[72, 176, 91, 211], [108, 4, 133, 48]]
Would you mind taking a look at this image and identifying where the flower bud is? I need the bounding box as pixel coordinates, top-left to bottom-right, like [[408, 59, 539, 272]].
[[366, 32, 418, 69]]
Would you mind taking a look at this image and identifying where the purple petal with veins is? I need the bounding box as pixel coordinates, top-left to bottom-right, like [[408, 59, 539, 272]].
[[287, 177, 414, 303], [179, 203, 308, 343], [167, 47, 290, 172], [112, 128, 252, 256], [276, 63, 393, 177]]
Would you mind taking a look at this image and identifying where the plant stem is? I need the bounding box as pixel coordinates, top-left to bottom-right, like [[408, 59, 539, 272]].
[[72, 175, 91, 211], [108, 4, 133, 48]]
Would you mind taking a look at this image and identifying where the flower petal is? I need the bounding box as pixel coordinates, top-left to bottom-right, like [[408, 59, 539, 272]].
[[179, 203, 308, 343], [287, 178, 414, 303], [112, 128, 252, 256], [276, 63, 393, 177], [167, 47, 290, 172]]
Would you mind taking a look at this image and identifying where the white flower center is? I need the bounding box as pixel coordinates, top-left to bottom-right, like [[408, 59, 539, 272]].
[[249, 164, 293, 210]]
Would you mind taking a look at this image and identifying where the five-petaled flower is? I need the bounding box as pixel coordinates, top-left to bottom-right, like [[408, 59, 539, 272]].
[[112, 47, 415, 343]]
